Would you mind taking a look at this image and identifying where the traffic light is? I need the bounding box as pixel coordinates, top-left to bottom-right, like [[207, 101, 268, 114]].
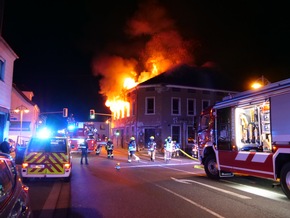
[[90, 109, 95, 119], [63, 108, 68, 117]]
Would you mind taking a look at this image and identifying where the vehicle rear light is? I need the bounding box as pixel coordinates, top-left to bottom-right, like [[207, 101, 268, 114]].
[[22, 163, 28, 168], [22, 185, 29, 193], [64, 163, 71, 169]]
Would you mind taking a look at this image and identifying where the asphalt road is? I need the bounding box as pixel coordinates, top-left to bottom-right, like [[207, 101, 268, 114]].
[[25, 147, 290, 218]]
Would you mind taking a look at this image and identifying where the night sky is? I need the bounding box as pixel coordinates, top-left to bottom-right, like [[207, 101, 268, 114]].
[[2, 0, 290, 127]]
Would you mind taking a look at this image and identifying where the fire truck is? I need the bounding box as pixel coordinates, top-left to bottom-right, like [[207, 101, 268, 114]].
[[197, 78, 290, 199], [67, 123, 97, 153]]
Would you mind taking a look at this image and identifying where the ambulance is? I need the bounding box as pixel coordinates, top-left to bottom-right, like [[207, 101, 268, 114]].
[[21, 136, 72, 182]]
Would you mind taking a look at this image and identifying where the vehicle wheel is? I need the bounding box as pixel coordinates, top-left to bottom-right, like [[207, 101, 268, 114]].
[[280, 162, 290, 199], [204, 154, 220, 180], [64, 175, 71, 183]]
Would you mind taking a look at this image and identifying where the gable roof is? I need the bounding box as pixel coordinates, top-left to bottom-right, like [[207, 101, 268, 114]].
[[139, 64, 243, 92], [12, 83, 36, 106]]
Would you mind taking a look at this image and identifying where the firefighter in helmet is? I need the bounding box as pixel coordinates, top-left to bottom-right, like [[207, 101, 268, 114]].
[[128, 136, 140, 163], [106, 138, 114, 158], [147, 136, 157, 161], [164, 136, 174, 163]]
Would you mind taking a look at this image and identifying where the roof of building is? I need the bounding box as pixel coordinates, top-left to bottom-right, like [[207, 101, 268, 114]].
[[139, 64, 244, 92], [12, 83, 37, 106]]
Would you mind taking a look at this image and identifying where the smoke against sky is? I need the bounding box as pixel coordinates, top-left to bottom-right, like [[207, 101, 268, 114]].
[[92, 0, 196, 106], [2, 0, 290, 124]]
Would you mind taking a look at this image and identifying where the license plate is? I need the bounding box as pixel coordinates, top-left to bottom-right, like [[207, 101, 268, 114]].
[[30, 164, 45, 169]]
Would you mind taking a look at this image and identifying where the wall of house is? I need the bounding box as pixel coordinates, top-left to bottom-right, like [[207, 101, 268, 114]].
[[9, 87, 40, 143], [0, 37, 18, 141], [111, 84, 237, 154]]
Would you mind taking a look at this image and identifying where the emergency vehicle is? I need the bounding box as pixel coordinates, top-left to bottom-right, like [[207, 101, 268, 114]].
[[21, 136, 72, 182], [197, 78, 290, 199], [67, 123, 97, 153]]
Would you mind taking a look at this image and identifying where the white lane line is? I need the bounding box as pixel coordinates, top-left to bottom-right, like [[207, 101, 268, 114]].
[[170, 176, 251, 200], [155, 184, 225, 218], [162, 166, 251, 199], [222, 180, 286, 201], [39, 182, 61, 218], [124, 163, 251, 199]]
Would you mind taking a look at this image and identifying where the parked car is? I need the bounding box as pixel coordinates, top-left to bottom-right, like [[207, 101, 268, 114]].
[[0, 152, 32, 217]]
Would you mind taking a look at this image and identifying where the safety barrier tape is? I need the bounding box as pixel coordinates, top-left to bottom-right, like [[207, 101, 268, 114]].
[[177, 149, 204, 169], [178, 149, 199, 161]]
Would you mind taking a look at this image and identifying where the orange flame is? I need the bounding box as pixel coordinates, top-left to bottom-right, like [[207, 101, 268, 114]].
[[124, 78, 138, 89], [93, 1, 195, 118]]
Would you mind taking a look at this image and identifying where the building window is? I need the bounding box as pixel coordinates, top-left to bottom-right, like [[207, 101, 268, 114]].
[[187, 126, 195, 144], [126, 126, 129, 135], [132, 101, 136, 116], [202, 100, 210, 110], [187, 98, 196, 116], [0, 59, 5, 81], [146, 97, 155, 114], [172, 98, 180, 115], [172, 125, 180, 143]]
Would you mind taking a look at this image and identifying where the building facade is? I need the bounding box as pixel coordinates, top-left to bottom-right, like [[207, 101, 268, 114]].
[[9, 84, 40, 144], [110, 65, 239, 153], [0, 36, 18, 142]]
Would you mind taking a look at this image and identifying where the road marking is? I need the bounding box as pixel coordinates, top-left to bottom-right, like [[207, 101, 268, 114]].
[[222, 180, 286, 201], [39, 182, 62, 218], [171, 177, 251, 199], [155, 184, 225, 218]]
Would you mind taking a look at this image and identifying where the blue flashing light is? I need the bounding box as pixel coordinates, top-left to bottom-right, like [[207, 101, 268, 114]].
[[37, 127, 52, 139], [67, 125, 75, 131]]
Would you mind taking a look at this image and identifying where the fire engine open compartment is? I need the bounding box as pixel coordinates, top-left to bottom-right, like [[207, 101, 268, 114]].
[[215, 100, 272, 153], [234, 101, 271, 152]]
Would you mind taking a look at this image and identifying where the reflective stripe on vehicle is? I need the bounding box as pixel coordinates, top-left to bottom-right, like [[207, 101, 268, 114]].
[[25, 152, 69, 174]]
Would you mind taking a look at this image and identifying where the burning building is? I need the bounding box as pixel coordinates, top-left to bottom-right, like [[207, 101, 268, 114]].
[[106, 64, 239, 153], [91, 1, 240, 153]]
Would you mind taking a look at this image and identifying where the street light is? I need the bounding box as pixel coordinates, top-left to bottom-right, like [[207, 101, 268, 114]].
[[251, 75, 271, 89], [106, 119, 111, 139], [14, 105, 29, 140]]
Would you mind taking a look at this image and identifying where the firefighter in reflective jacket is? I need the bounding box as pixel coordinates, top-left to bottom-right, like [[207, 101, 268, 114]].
[[147, 136, 157, 161], [164, 136, 174, 163], [128, 137, 140, 163], [106, 139, 114, 158], [80, 139, 89, 165]]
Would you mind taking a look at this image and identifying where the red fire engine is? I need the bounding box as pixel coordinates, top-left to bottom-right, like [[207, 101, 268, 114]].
[[197, 78, 290, 199], [67, 123, 97, 153]]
